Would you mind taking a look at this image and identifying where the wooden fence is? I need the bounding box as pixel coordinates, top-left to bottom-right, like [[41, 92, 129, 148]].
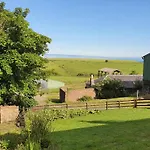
[[31, 99, 150, 111]]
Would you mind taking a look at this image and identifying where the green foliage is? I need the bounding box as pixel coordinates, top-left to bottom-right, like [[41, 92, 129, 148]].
[[77, 96, 93, 102], [94, 78, 126, 99], [77, 73, 89, 77], [20, 110, 57, 149], [129, 70, 138, 75], [30, 109, 100, 121], [0, 140, 9, 149], [46, 69, 59, 76], [133, 80, 143, 90], [0, 2, 51, 108]]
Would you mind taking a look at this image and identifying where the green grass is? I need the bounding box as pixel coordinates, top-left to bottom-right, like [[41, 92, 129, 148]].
[[1, 109, 150, 149], [37, 58, 143, 104], [52, 108, 150, 150], [49, 76, 88, 89], [46, 58, 143, 76]]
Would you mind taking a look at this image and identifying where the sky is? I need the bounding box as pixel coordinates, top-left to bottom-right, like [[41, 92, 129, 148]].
[[3, 0, 150, 57]]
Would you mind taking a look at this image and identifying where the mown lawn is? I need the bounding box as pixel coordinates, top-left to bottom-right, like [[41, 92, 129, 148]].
[[1, 109, 150, 149], [52, 109, 150, 150]]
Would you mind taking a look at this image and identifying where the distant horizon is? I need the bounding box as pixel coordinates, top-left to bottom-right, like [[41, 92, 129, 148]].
[[45, 53, 143, 62], [46, 53, 144, 58]]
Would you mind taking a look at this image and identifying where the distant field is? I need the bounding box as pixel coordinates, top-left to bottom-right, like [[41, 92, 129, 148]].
[[46, 58, 143, 76], [40, 59, 143, 104]]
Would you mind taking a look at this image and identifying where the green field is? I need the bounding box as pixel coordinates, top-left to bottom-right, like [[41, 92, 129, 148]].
[[46, 58, 143, 76], [40, 58, 143, 104], [1, 109, 150, 150], [52, 109, 150, 150]]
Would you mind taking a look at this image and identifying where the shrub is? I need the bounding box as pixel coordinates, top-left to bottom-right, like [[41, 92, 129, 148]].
[[133, 80, 143, 90], [94, 78, 126, 99], [0, 140, 9, 150], [129, 70, 138, 75], [27, 109, 101, 121], [46, 69, 59, 76], [20, 110, 57, 149], [77, 73, 89, 77], [77, 96, 93, 102]]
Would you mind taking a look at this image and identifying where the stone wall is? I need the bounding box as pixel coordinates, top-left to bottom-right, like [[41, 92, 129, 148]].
[[0, 106, 19, 123], [60, 88, 95, 102]]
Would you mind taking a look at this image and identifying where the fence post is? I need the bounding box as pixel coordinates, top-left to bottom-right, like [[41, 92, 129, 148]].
[[134, 99, 137, 108], [66, 104, 68, 109], [106, 101, 108, 110], [118, 101, 120, 109], [86, 103, 88, 110]]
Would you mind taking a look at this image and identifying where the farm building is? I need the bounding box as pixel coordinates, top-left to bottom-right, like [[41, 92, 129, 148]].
[[142, 53, 150, 87], [86, 75, 143, 90]]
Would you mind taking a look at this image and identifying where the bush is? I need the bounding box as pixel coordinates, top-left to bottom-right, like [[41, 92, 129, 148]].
[[94, 78, 126, 99], [129, 70, 138, 75], [77, 96, 93, 102], [77, 73, 89, 77], [20, 110, 57, 149], [26, 109, 101, 121], [46, 69, 59, 76], [77, 73, 96, 77], [0, 140, 9, 150], [133, 80, 143, 90]]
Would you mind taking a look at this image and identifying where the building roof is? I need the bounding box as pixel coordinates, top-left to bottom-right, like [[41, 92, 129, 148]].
[[142, 53, 150, 59], [98, 68, 121, 74], [106, 75, 143, 82], [86, 75, 143, 89]]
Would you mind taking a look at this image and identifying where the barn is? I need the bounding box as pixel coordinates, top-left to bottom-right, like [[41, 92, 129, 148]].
[[142, 53, 150, 87]]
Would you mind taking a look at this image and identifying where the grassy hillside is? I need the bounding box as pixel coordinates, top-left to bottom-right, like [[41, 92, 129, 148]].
[[37, 58, 143, 104], [46, 58, 143, 76]]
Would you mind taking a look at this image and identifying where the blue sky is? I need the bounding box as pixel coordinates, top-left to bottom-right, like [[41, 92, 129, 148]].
[[4, 0, 150, 57]]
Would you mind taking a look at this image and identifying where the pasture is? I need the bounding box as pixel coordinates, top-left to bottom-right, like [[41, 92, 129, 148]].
[[46, 58, 143, 76], [40, 58, 143, 104]]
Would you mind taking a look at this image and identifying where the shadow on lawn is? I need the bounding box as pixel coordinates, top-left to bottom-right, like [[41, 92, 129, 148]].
[[1, 118, 150, 150], [53, 118, 150, 150]]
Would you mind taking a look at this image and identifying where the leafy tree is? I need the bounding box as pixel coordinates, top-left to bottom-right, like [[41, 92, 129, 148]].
[[94, 78, 126, 99], [0, 2, 51, 108]]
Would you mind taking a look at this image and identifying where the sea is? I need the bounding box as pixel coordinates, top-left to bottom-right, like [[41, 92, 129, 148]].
[[44, 54, 143, 62]]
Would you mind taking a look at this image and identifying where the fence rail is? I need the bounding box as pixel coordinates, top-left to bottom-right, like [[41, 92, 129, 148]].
[[32, 99, 150, 111]]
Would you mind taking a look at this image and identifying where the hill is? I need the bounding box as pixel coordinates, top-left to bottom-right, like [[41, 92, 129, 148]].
[[46, 58, 143, 77]]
